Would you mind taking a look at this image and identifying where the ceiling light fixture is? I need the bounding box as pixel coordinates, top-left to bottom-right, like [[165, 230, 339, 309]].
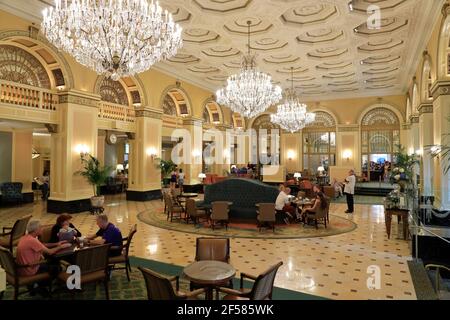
[[270, 67, 315, 133], [41, 0, 183, 81], [216, 21, 282, 119]]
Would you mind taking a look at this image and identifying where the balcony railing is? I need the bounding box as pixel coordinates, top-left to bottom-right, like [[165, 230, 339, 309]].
[[98, 101, 135, 123], [0, 80, 58, 111]]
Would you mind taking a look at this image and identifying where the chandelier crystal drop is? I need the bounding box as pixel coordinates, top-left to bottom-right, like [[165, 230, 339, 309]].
[[270, 67, 315, 133], [216, 21, 282, 119], [41, 0, 183, 81]]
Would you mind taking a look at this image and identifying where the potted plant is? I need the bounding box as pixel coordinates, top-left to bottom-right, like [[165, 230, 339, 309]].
[[389, 144, 420, 192], [155, 158, 177, 187], [76, 154, 113, 208]]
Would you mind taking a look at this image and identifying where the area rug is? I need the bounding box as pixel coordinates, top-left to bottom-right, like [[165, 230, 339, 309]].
[[137, 209, 357, 239], [1, 256, 326, 300]]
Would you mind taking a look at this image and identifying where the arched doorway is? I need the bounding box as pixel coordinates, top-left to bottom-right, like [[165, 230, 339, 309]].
[[360, 107, 400, 181], [251, 114, 280, 176]]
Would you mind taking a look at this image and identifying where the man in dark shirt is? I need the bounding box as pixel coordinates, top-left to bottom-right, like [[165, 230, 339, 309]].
[[87, 214, 123, 256]]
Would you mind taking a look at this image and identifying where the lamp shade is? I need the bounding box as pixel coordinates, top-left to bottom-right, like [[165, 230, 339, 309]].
[[294, 172, 301, 178], [317, 166, 325, 172], [198, 173, 206, 179], [116, 164, 124, 171]]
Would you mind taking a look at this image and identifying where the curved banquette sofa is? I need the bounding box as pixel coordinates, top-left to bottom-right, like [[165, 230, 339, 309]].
[[198, 178, 279, 219]]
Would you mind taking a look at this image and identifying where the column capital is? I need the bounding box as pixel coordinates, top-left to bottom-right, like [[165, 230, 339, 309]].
[[182, 116, 204, 126], [409, 115, 419, 123], [442, 3, 450, 17], [418, 103, 433, 115], [430, 80, 450, 100], [58, 89, 101, 108], [401, 122, 411, 130], [135, 106, 163, 119]]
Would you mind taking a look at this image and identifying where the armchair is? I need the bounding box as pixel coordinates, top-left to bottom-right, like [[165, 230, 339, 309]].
[[0, 182, 23, 205], [0, 215, 32, 252], [138, 267, 206, 300], [217, 262, 283, 300], [256, 203, 276, 232], [210, 201, 230, 230], [185, 199, 207, 225], [108, 224, 137, 281]]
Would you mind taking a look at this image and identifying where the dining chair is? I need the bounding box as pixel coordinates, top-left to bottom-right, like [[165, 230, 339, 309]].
[[57, 244, 111, 299], [0, 246, 52, 300], [138, 266, 205, 300], [217, 261, 283, 300], [167, 194, 184, 222], [38, 224, 54, 244], [305, 203, 328, 229], [0, 215, 32, 253], [210, 201, 230, 230], [256, 203, 276, 232], [108, 224, 137, 281], [185, 199, 207, 224]]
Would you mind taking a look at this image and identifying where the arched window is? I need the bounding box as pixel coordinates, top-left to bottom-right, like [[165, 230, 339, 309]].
[[251, 114, 280, 167], [203, 101, 222, 125], [99, 77, 129, 106], [231, 112, 245, 129], [360, 107, 400, 181], [163, 94, 177, 116], [406, 95, 411, 121], [302, 111, 336, 172], [412, 82, 419, 115], [161, 87, 191, 117], [0, 45, 50, 89]]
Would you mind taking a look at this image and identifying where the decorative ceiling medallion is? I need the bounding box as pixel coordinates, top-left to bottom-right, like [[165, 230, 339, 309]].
[[296, 83, 322, 89], [307, 47, 348, 59], [188, 65, 220, 73], [323, 72, 356, 79], [361, 55, 401, 65], [276, 66, 309, 74], [183, 29, 220, 44], [328, 81, 358, 87], [166, 6, 192, 23], [302, 90, 326, 95], [296, 28, 344, 44], [167, 54, 200, 64], [251, 38, 288, 51], [316, 61, 352, 70], [366, 84, 395, 89], [291, 76, 316, 82], [358, 39, 404, 52], [362, 67, 399, 75], [348, 0, 408, 12], [207, 75, 229, 82], [332, 87, 359, 92], [193, 0, 252, 13], [202, 47, 241, 58], [224, 18, 273, 35], [223, 60, 242, 69], [281, 4, 338, 25], [354, 18, 408, 35], [263, 54, 300, 64], [364, 76, 396, 83]]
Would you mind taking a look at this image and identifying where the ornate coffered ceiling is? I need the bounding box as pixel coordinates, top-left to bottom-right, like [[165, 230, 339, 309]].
[[0, 0, 444, 101]]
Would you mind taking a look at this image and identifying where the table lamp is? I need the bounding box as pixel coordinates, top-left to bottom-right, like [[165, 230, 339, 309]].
[[294, 172, 301, 183], [317, 166, 325, 176], [198, 172, 206, 182], [116, 164, 124, 173]]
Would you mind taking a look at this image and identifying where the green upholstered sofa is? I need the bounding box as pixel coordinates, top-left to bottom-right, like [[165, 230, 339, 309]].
[[198, 178, 279, 219]]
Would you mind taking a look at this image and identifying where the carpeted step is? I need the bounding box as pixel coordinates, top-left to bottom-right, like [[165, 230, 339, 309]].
[[407, 259, 439, 300]]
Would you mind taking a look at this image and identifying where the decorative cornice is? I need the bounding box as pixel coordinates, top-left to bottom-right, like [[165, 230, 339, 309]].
[[442, 3, 450, 17], [430, 80, 450, 100], [409, 115, 419, 123], [418, 103, 433, 115], [402, 123, 411, 130], [337, 125, 359, 132], [58, 90, 100, 108], [135, 106, 163, 119], [182, 117, 204, 126]]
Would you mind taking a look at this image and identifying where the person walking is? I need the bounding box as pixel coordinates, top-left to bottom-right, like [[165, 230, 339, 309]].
[[343, 169, 356, 213]]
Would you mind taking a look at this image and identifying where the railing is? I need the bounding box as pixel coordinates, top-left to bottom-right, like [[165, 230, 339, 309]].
[[0, 80, 58, 111], [98, 101, 135, 123]]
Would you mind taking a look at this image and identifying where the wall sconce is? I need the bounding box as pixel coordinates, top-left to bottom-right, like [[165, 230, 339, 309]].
[[192, 149, 202, 158], [343, 149, 352, 162], [287, 150, 295, 160], [430, 145, 441, 156], [75, 144, 89, 157], [56, 85, 65, 91], [317, 166, 325, 173], [146, 147, 157, 160], [415, 149, 423, 156]]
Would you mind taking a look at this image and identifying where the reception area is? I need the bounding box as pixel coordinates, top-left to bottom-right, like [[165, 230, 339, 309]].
[[0, 0, 449, 303]]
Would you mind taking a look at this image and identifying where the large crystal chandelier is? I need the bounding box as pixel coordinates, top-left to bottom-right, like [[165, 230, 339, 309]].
[[41, 0, 183, 81], [216, 21, 282, 119], [270, 68, 315, 133]]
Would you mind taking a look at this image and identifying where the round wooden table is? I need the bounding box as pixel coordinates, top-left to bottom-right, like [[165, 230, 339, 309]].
[[179, 193, 198, 198], [183, 260, 235, 300]]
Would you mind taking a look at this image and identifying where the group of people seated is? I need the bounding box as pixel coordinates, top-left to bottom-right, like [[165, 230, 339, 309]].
[[275, 184, 329, 225], [14, 214, 123, 297]]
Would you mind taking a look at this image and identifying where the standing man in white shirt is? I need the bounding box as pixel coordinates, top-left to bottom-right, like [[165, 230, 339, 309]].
[[343, 169, 356, 213]]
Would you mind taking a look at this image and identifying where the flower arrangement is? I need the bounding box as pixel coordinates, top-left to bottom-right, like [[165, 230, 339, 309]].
[[389, 145, 420, 190]]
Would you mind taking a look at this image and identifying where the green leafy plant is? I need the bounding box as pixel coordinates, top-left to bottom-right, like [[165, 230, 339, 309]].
[[389, 144, 420, 187], [76, 154, 113, 196], [155, 158, 177, 179]]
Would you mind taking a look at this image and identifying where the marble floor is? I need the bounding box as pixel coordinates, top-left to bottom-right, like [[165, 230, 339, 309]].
[[0, 194, 416, 300]]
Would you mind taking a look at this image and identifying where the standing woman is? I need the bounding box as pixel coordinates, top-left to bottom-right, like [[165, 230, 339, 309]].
[[170, 169, 177, 190], [343, 169, 356, 214], [178, 168, 185, 193]]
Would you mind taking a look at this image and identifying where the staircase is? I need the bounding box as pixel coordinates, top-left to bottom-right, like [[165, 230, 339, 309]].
[[355, 182, 393, 196]]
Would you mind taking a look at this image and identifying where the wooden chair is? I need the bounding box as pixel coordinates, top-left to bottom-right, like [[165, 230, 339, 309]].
[[166, 194, 184, 222], [38, 224, 54, 244], [305, 200, 329, 229], [256, 203, 276, 232], [108, 224, 137, 281], [210, 201, 230, 230], [57, 244, 111, 300], [138, 267, 205, 300], [0, 215, 32, 253], [0, 246, 51, 300], [185, 199, 207, 224], [218, 262, 283, 300], [297, 191, 306, 199]]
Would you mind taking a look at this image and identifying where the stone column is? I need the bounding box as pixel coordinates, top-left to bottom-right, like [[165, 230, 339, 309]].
[[47, 90, 100, 213], [11, 130, 33, 202], [126, 107, 163, 201], [409, 116, 420, 155], [336, 125, 360, 172], [281, 132, 301, 173], [181, 117, 203, 185], [418, 104, 434, 196]]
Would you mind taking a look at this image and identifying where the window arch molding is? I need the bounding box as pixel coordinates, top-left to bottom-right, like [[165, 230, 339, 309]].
[[201, 97, 224, 125], [159, 83, 193, 117], [437, 4, 450, 80], [94, 76, 131, 106], [420, 53, 434, 102]]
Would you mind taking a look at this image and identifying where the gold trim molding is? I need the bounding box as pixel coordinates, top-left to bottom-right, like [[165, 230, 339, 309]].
[[418, 103, 433, 115], [58, 90, 100, 108], [337, 125, 359, 132], [430, 80, 450, 100], [135, 106, 163, 119]]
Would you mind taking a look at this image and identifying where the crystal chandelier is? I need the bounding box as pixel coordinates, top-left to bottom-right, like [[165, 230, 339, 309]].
[[216, 21, 282, 118], [41, 0, 183, 81], [270, 68, 315, 133]]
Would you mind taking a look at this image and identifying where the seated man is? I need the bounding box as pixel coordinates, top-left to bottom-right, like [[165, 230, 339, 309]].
[[275, 187, 296, 224], [87, 214, 123, 256], [16, 220, 70, 294]]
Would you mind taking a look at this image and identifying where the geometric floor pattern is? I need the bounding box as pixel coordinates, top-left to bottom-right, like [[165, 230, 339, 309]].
[[0, 193, 416, 300]]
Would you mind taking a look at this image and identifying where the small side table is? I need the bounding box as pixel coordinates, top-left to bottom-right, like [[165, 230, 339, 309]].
[[0, 266, 6, 299], [385, 208, 409, 240]]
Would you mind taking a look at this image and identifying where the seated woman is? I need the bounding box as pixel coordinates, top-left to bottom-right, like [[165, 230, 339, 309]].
[[49, 213, 82, 243], [302, 191, 328, 224]]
